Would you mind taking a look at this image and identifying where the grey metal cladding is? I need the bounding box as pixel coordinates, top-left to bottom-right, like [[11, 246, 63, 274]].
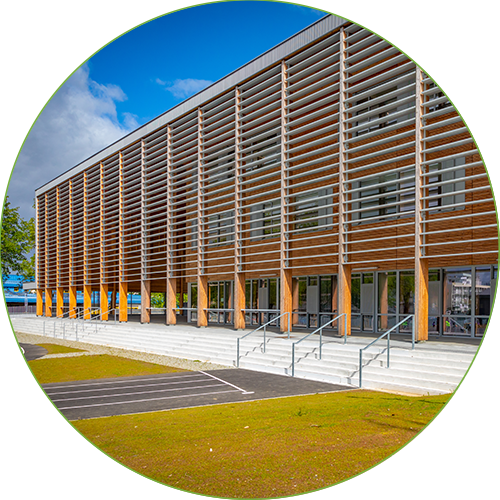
[[35, 14, 347, 196]]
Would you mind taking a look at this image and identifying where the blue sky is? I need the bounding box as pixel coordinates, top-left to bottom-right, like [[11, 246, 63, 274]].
[[8, 1, 327, 219]]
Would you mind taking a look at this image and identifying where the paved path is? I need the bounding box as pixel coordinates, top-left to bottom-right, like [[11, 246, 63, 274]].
[[42, 369, 352, 420], [0, 342, 47, 369]]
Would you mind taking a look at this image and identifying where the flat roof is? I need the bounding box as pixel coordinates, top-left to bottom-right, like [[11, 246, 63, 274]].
[[35, 13, 347, 196]]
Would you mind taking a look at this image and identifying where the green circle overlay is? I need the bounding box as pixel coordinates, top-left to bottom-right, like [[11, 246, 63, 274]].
[[0, 0, 500, 500]]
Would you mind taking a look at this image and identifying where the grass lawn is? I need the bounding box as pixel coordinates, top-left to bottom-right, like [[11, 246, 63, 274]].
[[74, 390, 451, 498], [28, 354, 188, 384], [36, 343, 86, 355]]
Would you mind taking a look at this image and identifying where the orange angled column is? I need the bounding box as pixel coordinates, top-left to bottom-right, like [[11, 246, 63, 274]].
[[166, 278, 177, 325], [69, 286, 77, 319], [45, 288, 52, 317], [141, 280, 151, 324], [56, 287, 64, 318], [83, 285, 92, 319], [119, 282, 128, 322], [100, 284, 109, 321], [36, 289, 43, 316]]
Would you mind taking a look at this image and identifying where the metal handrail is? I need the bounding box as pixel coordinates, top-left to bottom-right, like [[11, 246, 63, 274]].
[[236, 312, 291, 367], [291, 313, 347, 377], [358, 314, 415, 388], [87, 308, 119, 333]]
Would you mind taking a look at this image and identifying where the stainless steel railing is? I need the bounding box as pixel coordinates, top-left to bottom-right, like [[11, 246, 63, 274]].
[[358, 314, 415, 388], [291, 313, 347, 377], [236, 312, 291, 367]]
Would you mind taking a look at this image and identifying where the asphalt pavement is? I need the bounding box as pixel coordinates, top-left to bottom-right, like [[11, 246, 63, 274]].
[[42, 368, 352, 420]]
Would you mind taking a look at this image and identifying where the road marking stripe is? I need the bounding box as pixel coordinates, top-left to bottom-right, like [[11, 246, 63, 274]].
[[46, 377, 210, 395], [51, 383, 226, 402], [44, 373, 202, 390], [58, 389, 240, 410], [198, 371, 254, 395]]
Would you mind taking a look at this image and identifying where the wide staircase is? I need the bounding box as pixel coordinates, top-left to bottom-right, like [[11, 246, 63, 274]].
[[10, 314, 479, 396]]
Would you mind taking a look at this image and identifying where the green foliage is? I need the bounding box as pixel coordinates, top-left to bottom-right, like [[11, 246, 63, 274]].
[[151, 293, 165, 308], [1, 197, 35, 280]]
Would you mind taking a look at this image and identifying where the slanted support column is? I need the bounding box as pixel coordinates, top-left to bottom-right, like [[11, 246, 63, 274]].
[[279, 60, 292, 333], [141, 280, 151, 323], [234, 273, 246, 330], [119, 282, 128, 322], [100, 284, 109, 321], [339, 264, 351, 337], [56, 287, 64, 318], [197, 275, 208, 327], [233, 86, 245, 330], [69, 286, 77, 318], [415, 66, 428, 341], [338, 27, 351, 337], [83, 285, 91, 319], [280, 269, 293, 333], [36, 289, 43, 316], [45, 288, 52, 317], [166, 277, 177, 325]]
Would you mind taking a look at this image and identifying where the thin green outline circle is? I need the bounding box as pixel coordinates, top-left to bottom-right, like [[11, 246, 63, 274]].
[[0, 0, 500, 500]]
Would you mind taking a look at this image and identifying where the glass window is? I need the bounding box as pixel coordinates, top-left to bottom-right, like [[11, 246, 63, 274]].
[[298, 277, 307, 312], [399, 271, 415, 315], [443, 269, 472, 316], [475, 268, 491, 316], [378, 272, 397, 315], [320, 276, 332, 313], [427, 158, 465, 212], [351, 274, 361, 313]]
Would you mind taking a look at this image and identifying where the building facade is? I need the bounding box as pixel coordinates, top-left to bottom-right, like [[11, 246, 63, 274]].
[[34, 15, 498, 340]]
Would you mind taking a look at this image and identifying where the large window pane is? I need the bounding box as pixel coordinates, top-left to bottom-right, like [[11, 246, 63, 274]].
[[399, 271, 415, 315], [475, 268, 491, 316], [351, 274, 361, 313], [443, 269, 472, 316], [378, 272, 396, 314]]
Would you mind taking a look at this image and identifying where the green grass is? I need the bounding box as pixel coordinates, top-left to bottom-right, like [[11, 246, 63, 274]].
[[74, 390, 451, 498], [28, 354, 188, 383], [36, 343, 86, 355]]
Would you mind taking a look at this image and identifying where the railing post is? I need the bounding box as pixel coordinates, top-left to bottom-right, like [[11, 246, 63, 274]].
[[344, 314, 347, 344], [263, 325, 266, 353], [412, 314, 415, 350], [387, 330, 390, 368], [359, 349, 362, 388], [287, 312, 290, 339], [237, 338, 240, 368], [292, 344, 295, 377], [319, 327, 322, 360]]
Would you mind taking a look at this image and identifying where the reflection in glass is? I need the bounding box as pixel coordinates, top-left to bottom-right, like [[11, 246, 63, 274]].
[[399, 271, 414, 315], [475, 268, 491, 316], [443, 269, 472, 316]]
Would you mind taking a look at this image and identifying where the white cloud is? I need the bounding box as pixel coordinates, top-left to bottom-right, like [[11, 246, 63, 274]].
[[0, 0, 138, 217], [120, 0, 147, 17], [162, 78, 213, 99]]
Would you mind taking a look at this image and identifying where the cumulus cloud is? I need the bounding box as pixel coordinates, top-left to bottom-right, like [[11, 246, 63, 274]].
[[0, 0, 138, 217], [120, 0, 147, 17], [159, 78, 213, 100]]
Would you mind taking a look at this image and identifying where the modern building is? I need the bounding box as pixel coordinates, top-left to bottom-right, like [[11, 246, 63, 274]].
[[34, 15, 498, 340]]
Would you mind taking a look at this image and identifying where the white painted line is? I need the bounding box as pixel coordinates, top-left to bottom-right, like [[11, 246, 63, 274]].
[[198, 371, 254, 395], [0, 344, 26, 363], [46, 376, 210, 395], [52, 383, 226, 402], [58, 389, 240, 410], [44, 373, 202, 390]]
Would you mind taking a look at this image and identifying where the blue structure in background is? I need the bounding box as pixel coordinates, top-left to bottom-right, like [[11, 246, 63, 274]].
[[3, 275, 141, 308]]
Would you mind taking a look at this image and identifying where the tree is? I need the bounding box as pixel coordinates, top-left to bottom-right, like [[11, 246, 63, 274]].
[[1, 197, 35, 280]]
